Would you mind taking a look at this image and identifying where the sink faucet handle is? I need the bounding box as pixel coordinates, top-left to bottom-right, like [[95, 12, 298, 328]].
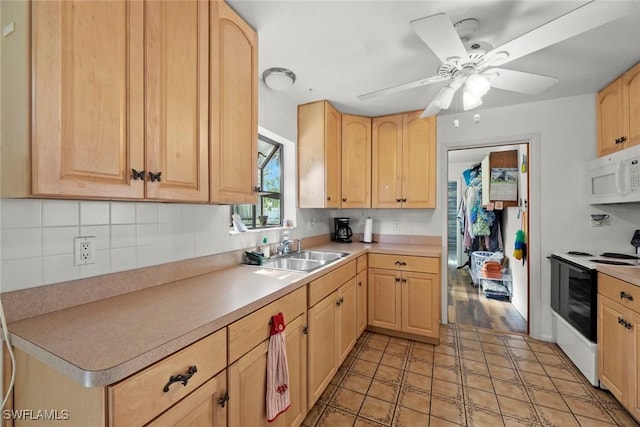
[[296, 239, 302, 253]]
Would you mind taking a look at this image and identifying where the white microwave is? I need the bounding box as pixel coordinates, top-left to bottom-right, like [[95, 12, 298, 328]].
[[588, 144, 640, 204]]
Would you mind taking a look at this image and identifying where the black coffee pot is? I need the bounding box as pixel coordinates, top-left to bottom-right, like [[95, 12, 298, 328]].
[[334, 218, 353, 243]]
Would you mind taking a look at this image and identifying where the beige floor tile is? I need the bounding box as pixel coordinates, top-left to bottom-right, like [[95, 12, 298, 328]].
[[398, 386, 431, 414], [386, 342, 410, 356], [328, 387, 365, 414], [544, 365, 581, 382], [369, 333, 391, 343], [464, 386, 501, 413], [509, 348, 538, 361], [574, 415, 620, 427], [359, 396, 395, 426], [519, 371, 556, 392], [317, 383, 338, 405], [459, 338, 483, 351], [535, 352, 567, 367], [354, 416, 386, 427], [562, 396, 614, 423], [462, 371, 494, 391], [429, 415, 464, 426], [459, 348, 486, 363], [514, 359, 547, 376], [402, 370, 433, 393], [429, 395, 466, 425], [485, 353, 515, 368], [375, 364, 403, 384], [504, 337, 532, 350], [492, 378, 529, 401], [368, 379, 400, 403], [601, 402, 640, 427], [380, 352, 407, 370], [414, 341, 437, 351], [439, 334, 457, 346], [434, 344, 459, 356], [431, 378, 463, 401], [441, 324, 456, 335], [432, 365, 462, 384], [497, 395, 540, 424], [434, 352, 459, 368], [407, 359, 434, 377], [551, 377, 595, 400], [302, 403, 325, 427], [528, 341, 558, 354], [483, 342, 510, 356], [331, 366, 349, 386], [526, 388, 569, 411], [393, 406, 429, 427], [458, 329, 481, 341], [502, 416, 542, 427], [365, 339, 388, 351], [466, 405, 504, 427], [410, 347, 435, 363], [351, 359, 379, 377], [534, 405, 580, 427], [479, 333, 505, 345], [389, 336, 410, 346], [488, 364, 520, 382], [462, 358, 490, 376], [341, 371, 373, 394], [315, 406, 357, 427], [359, 348, 384, 364]]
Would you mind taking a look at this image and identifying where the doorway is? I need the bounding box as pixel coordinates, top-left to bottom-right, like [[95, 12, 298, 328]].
[[446, 143, 529, 335]]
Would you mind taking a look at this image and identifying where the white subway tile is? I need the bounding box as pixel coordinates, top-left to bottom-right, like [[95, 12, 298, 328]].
[[80, 249, 110, 278], [192, 204, 218, 222], [80, 201, 110, 225], [111, 225, 136, 248], [1, 199, 42, 229], [1, 229, 42, 260], [137, 224, 159, 246], [42, 227, 79, 256], [1, 258, 43, 292], [179, 204, 197, 223], [136, 203, 159, 224], [110, 202, 136, 224], [43, 254, 80, 285], [137, 244, 169, 268], [42, 200, 79, 227], [111, 247, 137, 272], [159, 204, 181, 223], [80, 225, 110, 251]]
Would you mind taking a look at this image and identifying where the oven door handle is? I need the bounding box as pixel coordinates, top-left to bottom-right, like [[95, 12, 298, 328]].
[[620, 291, 634, 301]]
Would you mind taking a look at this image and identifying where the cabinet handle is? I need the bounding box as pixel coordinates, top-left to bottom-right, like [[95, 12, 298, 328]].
[[336, 298, 342, 306], [358, 281, 362, 287], [163, 365, 197, 392], [615, 138, 621, 144], [327, 196, 331, 201], [395, 261, 402, 266], [395, 277, 400, 283], [149, 171, 162, 182], [621, 136, 627, 143], [218, 391, 230, 408], [131, 169, 145, 180], [253, 186, 261, 193], [342, 198, 347, 202], [618, 317, 633, 329], [396, 198, 401, 203], [620, 291, 634, 301], [401, 198, 407, 202], [401, 278, 407, 283], [303, 325, 308, 334]]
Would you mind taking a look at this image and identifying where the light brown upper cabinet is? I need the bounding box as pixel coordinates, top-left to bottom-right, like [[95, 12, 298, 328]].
[[210, 0, 258, 204], [372, 111, 437, 208], [298, 100, 342, 208], [341, 114, 372, 208], [597, 62, 640, 157]]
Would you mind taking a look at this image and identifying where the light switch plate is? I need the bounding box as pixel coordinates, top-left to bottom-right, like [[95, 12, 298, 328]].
[[3, 22, 15, 38]]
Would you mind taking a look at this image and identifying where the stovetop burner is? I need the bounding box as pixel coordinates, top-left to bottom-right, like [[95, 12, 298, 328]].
[[567, 251, 593, 256], [600, 252, 640, 260], [590, 259, 635, 266]]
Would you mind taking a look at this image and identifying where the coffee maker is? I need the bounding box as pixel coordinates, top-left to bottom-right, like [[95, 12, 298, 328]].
[[334, 218, 353, 243]]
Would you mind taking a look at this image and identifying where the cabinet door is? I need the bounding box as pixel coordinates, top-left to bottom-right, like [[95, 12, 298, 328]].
[[341, 114, 371, 208], [31, 1, 144, 198], [145, 0, 209, 202], [597, 77, 626, 157], [598, 296, 632, 402], [338, 278, 357, 365], [228, 314, 306, 427], [402, 112, 436, 208], [630, 311, 640, 421], [325, 102, 342, 208], [307, 291, 339, 408], [147, 372, 227, 427], [356, 269, 368, 336], [624, 62, 640, 149], [367, 268, 401, 330], [210, 0, 258, 204], [401, 271, 439, 338], [372, 115, 403, 208]]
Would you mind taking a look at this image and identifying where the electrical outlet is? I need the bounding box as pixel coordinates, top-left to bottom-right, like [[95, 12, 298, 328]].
[[393, 219, 399, 230], [74, 236, 96, 265]]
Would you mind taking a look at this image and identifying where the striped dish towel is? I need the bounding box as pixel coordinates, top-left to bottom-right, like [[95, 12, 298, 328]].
[[267, 312, 290, 422]]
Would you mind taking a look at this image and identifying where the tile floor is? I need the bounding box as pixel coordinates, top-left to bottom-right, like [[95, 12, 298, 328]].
[[302, 324, 640, 427]]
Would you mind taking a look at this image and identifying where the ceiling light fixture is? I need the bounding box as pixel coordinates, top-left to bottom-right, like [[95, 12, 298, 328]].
[[262, 67, 296, 91], [434, 85, 456, 109], [463, 90, 483, 111], [465, 74, 491, 98]]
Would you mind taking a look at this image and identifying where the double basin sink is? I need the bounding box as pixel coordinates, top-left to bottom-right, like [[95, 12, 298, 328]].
[[257, 250, 349, 272]]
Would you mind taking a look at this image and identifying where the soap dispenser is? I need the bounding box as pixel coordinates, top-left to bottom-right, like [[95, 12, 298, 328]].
[[261, 236, 270, 259]]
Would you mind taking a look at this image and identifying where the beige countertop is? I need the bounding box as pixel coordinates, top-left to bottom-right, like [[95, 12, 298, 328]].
[[598, 264, 640, 287], [8, 241, 441, 387]]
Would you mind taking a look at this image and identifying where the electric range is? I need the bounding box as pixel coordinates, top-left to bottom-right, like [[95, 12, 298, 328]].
[[552, 251, 640, 270]]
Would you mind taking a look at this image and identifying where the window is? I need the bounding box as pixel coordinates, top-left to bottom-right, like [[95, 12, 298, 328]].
[[231, 135, 283, 229]]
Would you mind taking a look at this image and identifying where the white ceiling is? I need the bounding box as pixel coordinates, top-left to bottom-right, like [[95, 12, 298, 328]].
[[229, 0, 640, 117]]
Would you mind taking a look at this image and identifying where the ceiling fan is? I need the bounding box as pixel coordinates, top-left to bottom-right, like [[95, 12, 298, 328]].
[[358, 1, 635, 118]]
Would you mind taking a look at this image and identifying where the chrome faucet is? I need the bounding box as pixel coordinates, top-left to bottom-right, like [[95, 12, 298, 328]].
[[278, 234, 291, 255], [296, 239, 302, 253]]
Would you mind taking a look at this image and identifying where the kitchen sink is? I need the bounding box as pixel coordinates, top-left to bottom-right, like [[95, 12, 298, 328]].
[[288, 250, 349, 262], [252, 250, 349, 272]]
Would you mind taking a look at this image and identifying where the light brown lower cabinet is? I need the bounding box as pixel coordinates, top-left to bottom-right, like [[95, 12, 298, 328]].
[[598, 273, 640, 421], [356, 268, 368, 336], [227, 313, 307, 427]]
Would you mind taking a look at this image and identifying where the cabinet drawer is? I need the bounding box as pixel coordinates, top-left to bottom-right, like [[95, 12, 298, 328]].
[[599, 273, 640, 313], [356, 255, 368, 273], [308, 260, 357, 307], [368, 253, 438, 273], [108, 328, 227, 427], [228, 286, 306, 363]]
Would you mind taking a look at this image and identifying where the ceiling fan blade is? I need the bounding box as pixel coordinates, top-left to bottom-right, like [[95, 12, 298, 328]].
[[410, 13, 469, 65], [420, 97, 442, 118], [487, 68, 559, 96], [357, 75, 448, 100], [487, 0, 636, 66]]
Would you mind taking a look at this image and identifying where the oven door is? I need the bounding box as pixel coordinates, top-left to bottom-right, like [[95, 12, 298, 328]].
[[550, 256, 597, 342]]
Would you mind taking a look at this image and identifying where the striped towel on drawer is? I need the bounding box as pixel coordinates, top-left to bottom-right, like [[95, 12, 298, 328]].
[[267, 312, 290, 422]]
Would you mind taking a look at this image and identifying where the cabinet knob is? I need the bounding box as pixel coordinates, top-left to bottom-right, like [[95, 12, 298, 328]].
[[342, 198, 347, 202], [149, 171, 162, 182], [163, 365, 197, 392], [401, 278, 407, 283], [358, 281, 362, 287], [327, 196, 331, 201], [218, 391, 230, 408], [620, 291, 634, 301], [395, 277, 400, 283], [253, 186, 261, 193], [621, 136, 627, 143], [131, 169, 145, 180], [396, 198, 401, 203], [401, 198, 407, 203]]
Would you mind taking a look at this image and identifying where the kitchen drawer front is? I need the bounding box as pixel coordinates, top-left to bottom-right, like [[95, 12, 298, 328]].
[[368, 253, 438, 274], [356, 255, 368, 273], [598, 273, 640, 313], [308, 260, 357, 307], [108, 328, 227, 427], [228, 286, 306, 363]]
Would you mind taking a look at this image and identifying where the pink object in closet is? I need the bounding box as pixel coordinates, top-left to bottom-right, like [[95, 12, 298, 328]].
[[266, 312, 290, 422]]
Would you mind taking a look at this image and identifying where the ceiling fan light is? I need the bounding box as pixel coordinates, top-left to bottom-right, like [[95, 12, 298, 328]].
[[463, 90, 483, 111], [435, 85, 456, 109], [465, 74, 491, 98], [262, 67, 296, 91]]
